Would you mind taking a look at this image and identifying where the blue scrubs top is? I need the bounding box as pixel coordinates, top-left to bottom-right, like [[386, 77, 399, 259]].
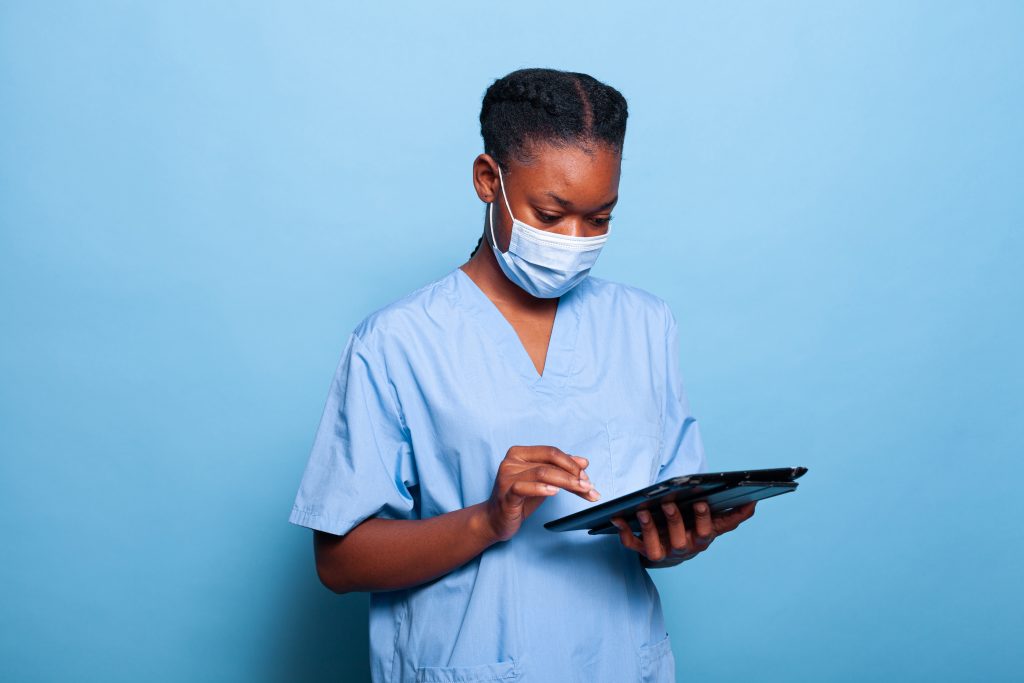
[[289, 266, 707, 683]]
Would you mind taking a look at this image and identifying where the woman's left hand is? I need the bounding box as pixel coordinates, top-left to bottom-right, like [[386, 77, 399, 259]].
[[610, 500, 757, 567]]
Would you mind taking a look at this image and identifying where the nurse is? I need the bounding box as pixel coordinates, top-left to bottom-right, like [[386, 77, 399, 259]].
[[289, 67, 757, 683]]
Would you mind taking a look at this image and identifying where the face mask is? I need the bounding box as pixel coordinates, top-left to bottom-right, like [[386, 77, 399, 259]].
[[488, 165, 611, 298]]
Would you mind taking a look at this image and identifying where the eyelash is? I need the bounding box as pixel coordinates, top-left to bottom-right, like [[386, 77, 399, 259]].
[[536, 212, 613, 226]]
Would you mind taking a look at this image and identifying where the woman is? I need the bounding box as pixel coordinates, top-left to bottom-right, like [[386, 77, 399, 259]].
[[288, 67, 757, 683]]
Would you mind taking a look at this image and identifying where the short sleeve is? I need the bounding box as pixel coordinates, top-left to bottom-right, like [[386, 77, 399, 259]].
[[657, 303, 708, 479], [288, 332, 419, 536]]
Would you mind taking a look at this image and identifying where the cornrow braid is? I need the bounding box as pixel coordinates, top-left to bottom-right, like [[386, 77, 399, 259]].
[[469, 68, 628, 258]]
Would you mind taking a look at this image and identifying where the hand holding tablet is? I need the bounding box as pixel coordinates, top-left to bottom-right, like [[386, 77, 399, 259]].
[[544, 466, 808, 565], [611, 497, 759, 565]]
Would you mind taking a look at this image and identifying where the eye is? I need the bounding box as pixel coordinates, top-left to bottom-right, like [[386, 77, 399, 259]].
[[535, 211, 560, 223], [592, 215, 613, 226]]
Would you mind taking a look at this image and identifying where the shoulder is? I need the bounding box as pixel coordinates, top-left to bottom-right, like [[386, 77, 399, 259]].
[[578, 274, 674, 330], [350, 269, 460, 351]]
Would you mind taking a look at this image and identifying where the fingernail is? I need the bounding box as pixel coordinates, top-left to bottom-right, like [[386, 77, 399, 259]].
[[580, 470, 590, 482], [637, 509, 651, 523], [588, 489, 600, 500], [579, 478, 592, 490], [661, 504, 676, 517]]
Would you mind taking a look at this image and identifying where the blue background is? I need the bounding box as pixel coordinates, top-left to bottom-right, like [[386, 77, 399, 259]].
[[2, 2, 1021, 681]]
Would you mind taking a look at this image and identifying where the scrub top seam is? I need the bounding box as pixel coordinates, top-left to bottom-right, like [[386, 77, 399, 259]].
[[351, 330, 413, 438]]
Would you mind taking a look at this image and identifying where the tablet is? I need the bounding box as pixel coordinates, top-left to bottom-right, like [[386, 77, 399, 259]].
[[543, 466, 808, 535]]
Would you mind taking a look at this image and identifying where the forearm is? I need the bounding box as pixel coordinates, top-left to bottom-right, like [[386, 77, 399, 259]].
[[316, 502, 498, 593]]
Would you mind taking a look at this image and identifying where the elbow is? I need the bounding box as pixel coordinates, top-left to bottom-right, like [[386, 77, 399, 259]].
[[316, 559, 354, 594], [315, 565, 352, 593]]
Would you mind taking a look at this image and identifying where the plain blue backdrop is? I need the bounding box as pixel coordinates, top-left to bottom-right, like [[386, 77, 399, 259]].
[[2, 2, 1021, 681]]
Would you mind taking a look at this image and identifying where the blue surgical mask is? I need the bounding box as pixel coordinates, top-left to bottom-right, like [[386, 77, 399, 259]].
[[488, 165, 611, 298]]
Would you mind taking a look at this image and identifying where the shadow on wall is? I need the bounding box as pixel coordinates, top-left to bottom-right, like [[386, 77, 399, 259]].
[[266, 547, 372, 682]]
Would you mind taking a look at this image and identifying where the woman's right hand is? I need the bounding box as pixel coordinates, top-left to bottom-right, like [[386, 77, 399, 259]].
[[480, 446, 601, 542]]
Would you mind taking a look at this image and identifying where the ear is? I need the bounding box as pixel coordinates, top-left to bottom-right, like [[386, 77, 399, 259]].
[[472, 154, 501, 204]]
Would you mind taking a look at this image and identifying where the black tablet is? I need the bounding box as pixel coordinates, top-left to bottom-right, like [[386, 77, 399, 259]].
[[543, 466, 808, 535]]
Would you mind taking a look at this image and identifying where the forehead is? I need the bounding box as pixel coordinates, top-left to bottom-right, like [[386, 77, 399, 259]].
[[507, 142, 620, 206]]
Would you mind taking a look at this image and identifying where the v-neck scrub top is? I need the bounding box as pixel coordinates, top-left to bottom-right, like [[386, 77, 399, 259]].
[[289, 266, 707, 683]]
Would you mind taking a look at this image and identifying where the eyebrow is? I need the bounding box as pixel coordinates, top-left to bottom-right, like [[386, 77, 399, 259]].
[[543, 191, 618, 211]]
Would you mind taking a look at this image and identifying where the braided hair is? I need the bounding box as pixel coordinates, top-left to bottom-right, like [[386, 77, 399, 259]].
[[469, 68, 629, 258]]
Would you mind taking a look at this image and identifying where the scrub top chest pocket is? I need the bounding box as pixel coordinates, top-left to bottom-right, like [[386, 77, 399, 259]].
[[604, 415, 665, 500]]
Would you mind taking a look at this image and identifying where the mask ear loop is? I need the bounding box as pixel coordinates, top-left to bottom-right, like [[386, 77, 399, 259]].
[[497, 165, 517, 224], [488, 197, 500, 252], [490, 164, 514, 252]]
